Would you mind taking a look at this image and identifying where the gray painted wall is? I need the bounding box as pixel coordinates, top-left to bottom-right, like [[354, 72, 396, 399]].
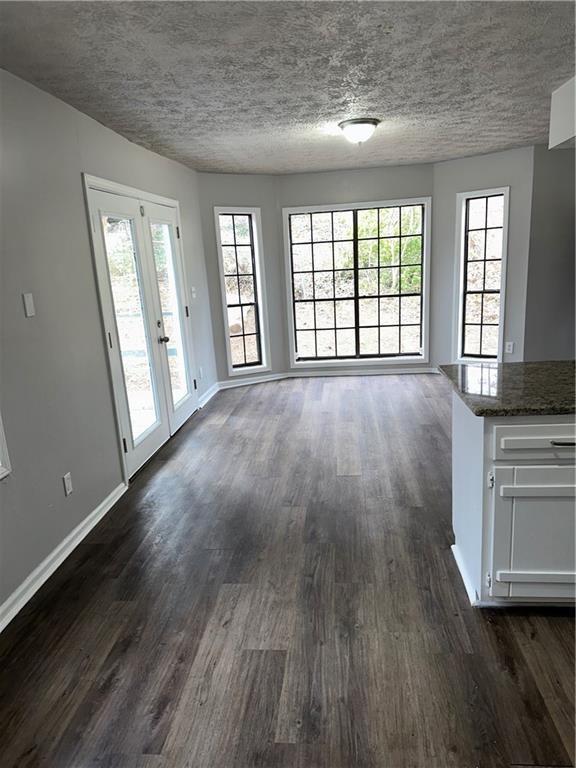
[[198, 164, 437, 380], [431, 146, 535, 364], [198, 146, 536, 381], [0, 67, 567, 619], [0, 71, 216, 603], [524, 145, 575, 360], [197, 174, 285, 380]]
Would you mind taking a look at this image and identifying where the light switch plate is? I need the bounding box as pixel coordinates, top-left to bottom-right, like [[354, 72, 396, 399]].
[[63, 472, 73, 497], [22, 293, 36, 317]]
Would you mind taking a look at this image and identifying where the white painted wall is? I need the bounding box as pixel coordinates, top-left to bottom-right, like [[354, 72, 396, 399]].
[[0, 71, 217, 605], [199, 146, 536, 382]]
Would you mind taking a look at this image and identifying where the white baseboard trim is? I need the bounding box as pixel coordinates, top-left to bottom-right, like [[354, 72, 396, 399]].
[[214, 367, 438, 393], [451, 544, 480, 606], [218, 372, 288, 390], [198, 367, 439, 402], [0, 482, 127, 635], [198, 382, 220, 408], [287, 367, 438, 378]]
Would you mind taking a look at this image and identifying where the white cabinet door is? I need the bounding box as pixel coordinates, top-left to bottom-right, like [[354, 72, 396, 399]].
[[491, 465, 576, 599]]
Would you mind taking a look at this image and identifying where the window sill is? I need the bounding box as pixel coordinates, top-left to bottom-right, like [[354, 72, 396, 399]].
[[290, 355, 427, 369], [227, 364, 271, 378], [455, 356, 500, 365]]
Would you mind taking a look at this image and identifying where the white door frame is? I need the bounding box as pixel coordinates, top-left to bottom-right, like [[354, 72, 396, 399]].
[[87, 188, 170, 479], [83, 174, 198, 480]]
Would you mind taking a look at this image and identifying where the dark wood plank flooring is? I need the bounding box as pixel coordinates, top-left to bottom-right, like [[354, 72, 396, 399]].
[[0, 375, 573, 768]]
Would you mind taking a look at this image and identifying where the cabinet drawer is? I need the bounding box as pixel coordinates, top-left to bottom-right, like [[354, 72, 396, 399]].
[[493, 423, 575, 461]]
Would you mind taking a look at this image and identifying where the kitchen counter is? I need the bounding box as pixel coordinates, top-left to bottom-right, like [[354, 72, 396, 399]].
[[441, 359, 575, 606], [439, 360, 575, 417]]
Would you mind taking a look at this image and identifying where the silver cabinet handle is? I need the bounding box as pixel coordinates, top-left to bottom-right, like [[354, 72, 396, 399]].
[[158, 336, 170, 344], [550, 439, 576, 447]]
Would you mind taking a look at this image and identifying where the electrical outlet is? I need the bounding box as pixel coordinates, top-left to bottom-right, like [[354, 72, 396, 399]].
[[504, 341, 514, 354], [22, 293, 36, 317], [63, 472, 73, 497]]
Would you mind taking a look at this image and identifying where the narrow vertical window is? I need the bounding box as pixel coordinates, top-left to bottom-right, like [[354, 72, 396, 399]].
[[460, 191, 507, 358], [215, 209, 268, 372]]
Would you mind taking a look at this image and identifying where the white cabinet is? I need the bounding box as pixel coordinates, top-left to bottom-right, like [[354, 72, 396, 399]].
[[490, 465, 575, 600], [451, 392, 576, 606]]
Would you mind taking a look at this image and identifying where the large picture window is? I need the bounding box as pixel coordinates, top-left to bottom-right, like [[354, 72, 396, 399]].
[[215, 208, 269, 374], [284, 199, 430, 364], [457, 189, 508, 359]]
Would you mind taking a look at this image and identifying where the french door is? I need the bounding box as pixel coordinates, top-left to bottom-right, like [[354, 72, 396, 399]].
[[86, 180, 198, 477]]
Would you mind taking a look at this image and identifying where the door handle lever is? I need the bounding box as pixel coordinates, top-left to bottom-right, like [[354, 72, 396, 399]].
[[158, 336, 170, 344]]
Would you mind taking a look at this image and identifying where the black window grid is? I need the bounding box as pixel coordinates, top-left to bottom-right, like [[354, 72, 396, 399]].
[[289, 206, 424, 360], [461, 195, 504, 359], [219, 213, 263, 368]]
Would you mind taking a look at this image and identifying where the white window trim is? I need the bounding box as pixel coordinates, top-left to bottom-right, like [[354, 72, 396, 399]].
[[452, 187, 510, 364], [214, 206, 271, 377], [282, 196, 431, 369], [0, 409, 11, 481]]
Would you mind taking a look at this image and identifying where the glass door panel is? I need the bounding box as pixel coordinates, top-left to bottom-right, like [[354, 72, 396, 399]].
[[101, 215, 159, 441], [87, 185, 197, 477], [145, 201, 198, 433], [150, 222, 190, 407], [87, 188, 171, 479]]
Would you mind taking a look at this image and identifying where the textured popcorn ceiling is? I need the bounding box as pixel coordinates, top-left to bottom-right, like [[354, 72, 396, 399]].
[[0, 1, 573, 174]]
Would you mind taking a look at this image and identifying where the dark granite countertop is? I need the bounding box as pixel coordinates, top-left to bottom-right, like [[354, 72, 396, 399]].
[[439, 360, 575, 417]]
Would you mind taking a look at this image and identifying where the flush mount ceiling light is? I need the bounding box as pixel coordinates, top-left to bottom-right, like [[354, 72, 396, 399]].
[[338, 117, 381, 144]]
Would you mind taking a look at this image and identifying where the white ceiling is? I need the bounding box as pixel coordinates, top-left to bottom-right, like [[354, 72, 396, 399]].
[[0, 1, 573, 174]]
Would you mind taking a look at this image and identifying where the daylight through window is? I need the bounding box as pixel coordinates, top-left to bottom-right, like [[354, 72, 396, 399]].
[[460, 193, 506, 358], [286, 201, 428, 361], [216, 211, 264, 369]]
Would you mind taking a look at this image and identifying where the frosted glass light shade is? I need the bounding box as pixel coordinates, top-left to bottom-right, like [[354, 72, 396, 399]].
[[338, 118, 380, 144]]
